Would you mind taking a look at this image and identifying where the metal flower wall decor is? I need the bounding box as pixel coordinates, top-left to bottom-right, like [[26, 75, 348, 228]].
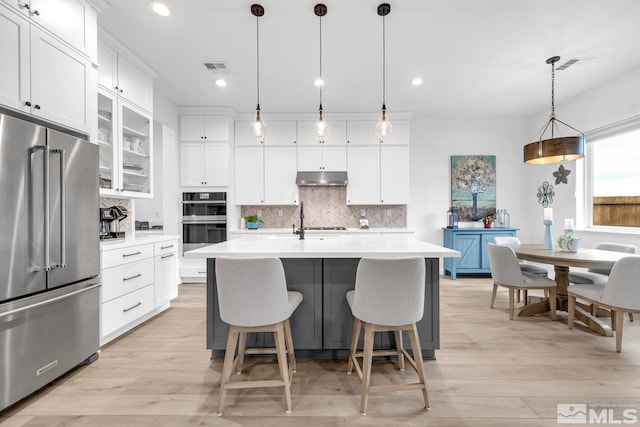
[[553, 164, 571, 184], [537, 181, 555, 207]]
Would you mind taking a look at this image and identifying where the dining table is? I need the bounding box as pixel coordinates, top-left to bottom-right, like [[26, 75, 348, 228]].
[[512, 244, 637, 337]]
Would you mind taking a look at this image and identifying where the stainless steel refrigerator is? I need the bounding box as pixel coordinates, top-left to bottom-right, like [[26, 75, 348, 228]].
[[0, 111, 100, 412]]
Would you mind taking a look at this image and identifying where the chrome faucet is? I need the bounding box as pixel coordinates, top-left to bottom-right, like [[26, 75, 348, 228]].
[[293, 202, 305, 240]]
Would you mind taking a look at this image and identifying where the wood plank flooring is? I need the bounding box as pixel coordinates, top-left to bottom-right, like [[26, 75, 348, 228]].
[[2, 276, 639, 426]]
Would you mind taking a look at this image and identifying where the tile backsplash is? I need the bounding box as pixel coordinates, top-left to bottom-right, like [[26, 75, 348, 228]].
[[100, 197, 132, 237], [240, 187, 406, 229]]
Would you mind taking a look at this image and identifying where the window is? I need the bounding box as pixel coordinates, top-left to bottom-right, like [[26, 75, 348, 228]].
[[586, 123, 640, 228]]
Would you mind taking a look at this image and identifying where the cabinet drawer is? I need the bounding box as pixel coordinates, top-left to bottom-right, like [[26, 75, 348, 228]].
[[102, 243, 153, 269], [154, 240, 178, 256], [101, 284, 154, 337], [101, 258, 154, 303]]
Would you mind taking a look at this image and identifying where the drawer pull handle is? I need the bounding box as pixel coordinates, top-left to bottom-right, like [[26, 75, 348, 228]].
[[123, 302, 142, 313], [122, 251, 142, 258], [198, 271, 206, 274], [123, 273, 142, 281], [160, 245, 174, 250], [161, 254, 175, 259]]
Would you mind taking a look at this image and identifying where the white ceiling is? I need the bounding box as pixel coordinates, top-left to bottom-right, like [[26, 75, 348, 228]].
[[97, 0, 640, 117]]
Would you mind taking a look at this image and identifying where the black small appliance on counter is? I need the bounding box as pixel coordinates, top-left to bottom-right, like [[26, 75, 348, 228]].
[[100, 206, 128, 239]]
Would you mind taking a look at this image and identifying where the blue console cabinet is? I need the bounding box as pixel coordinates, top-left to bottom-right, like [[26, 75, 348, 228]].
[[443, 228, 518, 279]]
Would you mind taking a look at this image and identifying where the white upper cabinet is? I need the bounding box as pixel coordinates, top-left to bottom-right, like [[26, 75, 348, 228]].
[[235, 121, 262, 146], [347, 146, 380, 204], [379, 120, 409, 145], [264, 147, 298, 204], [0, 5, 29, 112], [235, 146, 264, 204], [263, 121, 297, 145], [347, 120, 409, 145], [380, 146, 410, 204], [97, 39, 154, 113], [180, 142, 229, 187], [297, 120, 346, 145], [298, 146, 346, 171], [180, 115, 229, 141]]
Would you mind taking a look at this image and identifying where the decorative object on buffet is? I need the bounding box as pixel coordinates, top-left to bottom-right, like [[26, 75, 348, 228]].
[[553, 164, 571, 184], [537, 180, 554, 207], [446, 206, 459, 229], [451, 155, 496, 221], [481, 214, 495, 228], [374, 3, 393, 138], [312, 4, 329, 139], [494, 209, 510, 228], [543, 208, 554, 250], [250, 4, 266, 138], [557, 218, 580, 252], [523, 56, 585, 165]]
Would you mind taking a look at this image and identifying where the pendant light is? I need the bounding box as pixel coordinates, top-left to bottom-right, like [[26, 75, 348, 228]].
[[375, 3, 393, 139], [250, 4, 266, 139], [523, 56, 585, 164], [313, 4, 329, 139]]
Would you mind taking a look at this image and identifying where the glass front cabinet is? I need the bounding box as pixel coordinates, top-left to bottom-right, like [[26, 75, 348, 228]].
[[98, 90, 153, 198]]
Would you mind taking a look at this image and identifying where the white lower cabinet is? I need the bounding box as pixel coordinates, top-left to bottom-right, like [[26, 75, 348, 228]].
[[100, 237, 179, 345]]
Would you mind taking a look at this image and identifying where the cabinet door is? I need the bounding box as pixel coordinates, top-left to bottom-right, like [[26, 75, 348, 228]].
[[297, 120, 346, 145], [117, 54, 153, 112], [203, 143, 229, 186], [347, 120, 378, 145], [179, 115, 205, 141], [263, 121, 296, 145], [454, 234, 482, 269], [203, 115, 229, 141], [155, 251, 177, 307], [380, 146, 409, 204], [119, 100, 152, 198], [0, 5, 30, 112], [297, 146, 322, 171], [264, 147, 298, 205], [235, 121, 263, 146], [98, 90, 119, 195], [235, 146, 264, 204], [379, 119, 409, 145], [180, 142, 205, 186], [30, 26, 91, 133], [30, 0, 93, 55], [322, 146, 347, 171], [347, 146, 379, 204], [97, 40, 117, 92]]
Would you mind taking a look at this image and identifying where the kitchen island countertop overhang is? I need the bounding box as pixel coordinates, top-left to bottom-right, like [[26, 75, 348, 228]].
[[186, 235, 460, 359]]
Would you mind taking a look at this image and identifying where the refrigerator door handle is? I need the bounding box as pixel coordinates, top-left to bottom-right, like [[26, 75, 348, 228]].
[[51, 149, 66, 269], [29, 145, 51, 272]]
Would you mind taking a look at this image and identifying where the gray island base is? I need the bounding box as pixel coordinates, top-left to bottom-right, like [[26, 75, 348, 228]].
[[186, 235, 460, 360]]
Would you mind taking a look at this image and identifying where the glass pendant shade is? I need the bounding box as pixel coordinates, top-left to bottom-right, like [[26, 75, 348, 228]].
[[375, 104, 393, 138], [250, 104, 266, 138], [313, 104, 329, 138]]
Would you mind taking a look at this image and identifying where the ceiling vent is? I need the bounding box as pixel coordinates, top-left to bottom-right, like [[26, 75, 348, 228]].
[[556, 57, 594, 71], [203, 62, 229, 73]]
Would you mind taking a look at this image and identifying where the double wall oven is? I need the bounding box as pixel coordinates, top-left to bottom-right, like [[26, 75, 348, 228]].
[[182, 192, 227, 254]]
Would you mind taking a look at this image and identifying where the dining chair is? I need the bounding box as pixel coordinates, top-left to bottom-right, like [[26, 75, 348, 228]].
[[568, 242, 637, 320], [215, 257, 303, 415], [568, 256, 640, 352], [493, 236, 549, 302], [346, 257, 430, 415], [487, 243, 557, 320]]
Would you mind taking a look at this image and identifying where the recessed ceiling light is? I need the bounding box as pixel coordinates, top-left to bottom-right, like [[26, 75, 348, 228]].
[[411, 77, 423, 86], [314, 78, 325, 87], [215, 79, 227, 87], [150, 1, 171, 17]]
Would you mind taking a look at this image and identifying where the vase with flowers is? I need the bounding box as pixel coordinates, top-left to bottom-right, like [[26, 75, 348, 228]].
[[481, 214, 495, 228]]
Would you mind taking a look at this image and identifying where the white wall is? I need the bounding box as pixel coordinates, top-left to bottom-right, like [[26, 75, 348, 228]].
[[407, 116, 531, 244]]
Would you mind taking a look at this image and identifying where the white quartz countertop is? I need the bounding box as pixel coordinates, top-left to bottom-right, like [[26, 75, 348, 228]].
[[100, 234, 180, 250], [228, 228, 414, 235], [184, 235, 459, 259]]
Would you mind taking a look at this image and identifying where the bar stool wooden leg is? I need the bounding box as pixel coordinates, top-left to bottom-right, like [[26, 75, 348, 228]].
[[347, 318, 361, 374], [360, 322, 375, 415], [218, 326, 239, 416], [395, 330, 405, 371], [283, 319, 296, 373], [408, 323, 430, 410], [274, 322, 292, 413], [236, 332, 247, 374]]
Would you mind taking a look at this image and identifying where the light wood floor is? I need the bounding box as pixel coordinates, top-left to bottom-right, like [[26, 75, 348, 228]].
[[2, 276, 639, 426]]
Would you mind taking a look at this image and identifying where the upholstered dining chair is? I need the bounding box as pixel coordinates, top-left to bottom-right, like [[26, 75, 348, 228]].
[[215, 257, 303, 415], [493, 236, 549, 302], [568, 256, 640, 352], [487, 243, 557, 320], [346, 257, 430, 415], [568, 242, 637, 320]]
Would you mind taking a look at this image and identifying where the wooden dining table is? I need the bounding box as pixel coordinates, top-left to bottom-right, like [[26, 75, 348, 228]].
[[512, 244, 636, 336]]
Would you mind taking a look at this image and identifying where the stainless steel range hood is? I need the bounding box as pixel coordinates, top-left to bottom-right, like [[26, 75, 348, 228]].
[[296, 171, 348, 187]]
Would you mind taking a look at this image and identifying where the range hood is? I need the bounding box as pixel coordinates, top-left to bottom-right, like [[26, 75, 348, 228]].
[[296, 171, 348, 187]]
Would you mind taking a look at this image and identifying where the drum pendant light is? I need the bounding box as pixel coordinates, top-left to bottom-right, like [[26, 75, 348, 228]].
[[523, 56, 585, 164], [250, 4, 266, 139], [375, 3, 393, 139], [313, 4, 329, 139]]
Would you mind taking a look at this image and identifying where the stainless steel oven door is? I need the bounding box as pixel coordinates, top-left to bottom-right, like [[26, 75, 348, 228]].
[[182, 220, 227, 254]]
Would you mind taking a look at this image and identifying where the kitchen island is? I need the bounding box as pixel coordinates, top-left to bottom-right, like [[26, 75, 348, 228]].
[[185, 235, 459, 359]]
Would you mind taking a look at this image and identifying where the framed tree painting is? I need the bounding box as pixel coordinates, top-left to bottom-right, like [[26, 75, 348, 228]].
[[451, 155, 496, 221]]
